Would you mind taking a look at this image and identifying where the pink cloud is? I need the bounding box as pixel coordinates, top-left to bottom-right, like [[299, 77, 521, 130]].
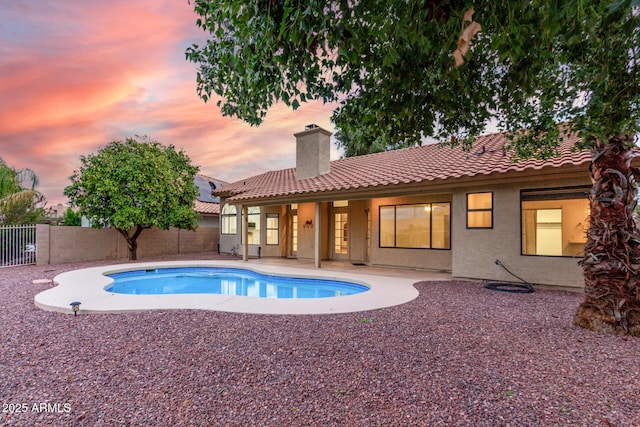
[[0, 0, 340, 205]]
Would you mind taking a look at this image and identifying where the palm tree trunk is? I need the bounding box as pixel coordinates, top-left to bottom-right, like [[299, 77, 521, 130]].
[[575, 135, 640, 336]]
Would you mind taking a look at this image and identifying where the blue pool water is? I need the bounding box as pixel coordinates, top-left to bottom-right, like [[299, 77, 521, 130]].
[[106, 267, 369, 298]]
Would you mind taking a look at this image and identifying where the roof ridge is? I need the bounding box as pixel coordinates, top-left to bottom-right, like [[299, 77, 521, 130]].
[[197, 173, 229, 184]]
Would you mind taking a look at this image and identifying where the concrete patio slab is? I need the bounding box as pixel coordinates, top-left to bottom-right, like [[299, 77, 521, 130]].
[[34, 259, 452, 315]]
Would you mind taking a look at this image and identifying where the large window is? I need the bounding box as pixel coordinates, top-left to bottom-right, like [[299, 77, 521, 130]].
[[380, 203, 451, 249], [266, 214, 279, 245], [246, 207, 261, 245], [521, 187, 590, 257], [467, 192, 493, 228], [221, 204, 237, 234]]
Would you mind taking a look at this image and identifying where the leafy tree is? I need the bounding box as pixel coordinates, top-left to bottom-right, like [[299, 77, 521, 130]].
[[187, 1, 640, 335], [0, 157, 46, 225], [61, 207, 82, 226], [334, 126, 389, 157], [64, 137, 200, 260]]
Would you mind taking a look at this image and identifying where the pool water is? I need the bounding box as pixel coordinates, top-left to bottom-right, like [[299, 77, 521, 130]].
[[106, 267, 369, 299]]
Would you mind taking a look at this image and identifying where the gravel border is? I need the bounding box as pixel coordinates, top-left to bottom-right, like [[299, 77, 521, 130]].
[[1, 253, 639, 426]]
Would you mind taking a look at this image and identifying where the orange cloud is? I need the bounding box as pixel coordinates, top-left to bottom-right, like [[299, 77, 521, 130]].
[[0, 0, 341, 205]]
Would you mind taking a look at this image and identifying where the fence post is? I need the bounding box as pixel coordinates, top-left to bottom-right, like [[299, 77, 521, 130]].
[[36, 224, 50, 265]]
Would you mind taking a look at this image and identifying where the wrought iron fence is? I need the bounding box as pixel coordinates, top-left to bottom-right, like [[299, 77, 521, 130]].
[[0, 224, 37, 267]]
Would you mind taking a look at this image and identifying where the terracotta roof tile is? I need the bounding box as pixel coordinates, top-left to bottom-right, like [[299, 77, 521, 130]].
[[218, 130, 594, 203], [194, 200, 220, 215]]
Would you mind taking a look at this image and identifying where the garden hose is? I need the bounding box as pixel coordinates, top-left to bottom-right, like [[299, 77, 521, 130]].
[[483, 260, 535, 293]]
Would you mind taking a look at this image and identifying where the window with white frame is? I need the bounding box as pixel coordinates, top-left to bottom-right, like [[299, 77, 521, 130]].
[[221, 204, 237, 234], [247, 207, 261, 245], [290, 206, 298, 254], [266, 214, 279, 245]]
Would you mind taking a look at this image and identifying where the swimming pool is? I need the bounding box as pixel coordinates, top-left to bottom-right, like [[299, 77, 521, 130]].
[[34, 260, 425, 315], [107, 267, 369, 298]]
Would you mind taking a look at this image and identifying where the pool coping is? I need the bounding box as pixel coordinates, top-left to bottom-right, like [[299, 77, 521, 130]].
[[34, 260, 424, 315]]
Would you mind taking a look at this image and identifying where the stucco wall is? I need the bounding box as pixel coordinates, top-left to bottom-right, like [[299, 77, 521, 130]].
[[451, 177, 589, 288], [36, 224, 218, 265], [217, 197, 240, 254], [197, 215, 219, 228], [295, 202, 330, 260]]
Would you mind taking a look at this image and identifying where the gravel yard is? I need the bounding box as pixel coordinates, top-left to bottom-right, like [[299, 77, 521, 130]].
[[1, 253, 639, 426]]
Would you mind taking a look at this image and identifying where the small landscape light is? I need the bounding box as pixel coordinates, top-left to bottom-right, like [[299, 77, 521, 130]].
[[70, 301, 81, 316]]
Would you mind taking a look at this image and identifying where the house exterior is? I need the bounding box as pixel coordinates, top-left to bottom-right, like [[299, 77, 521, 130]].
[[215, 124, 599, 289], [194, 174, 228, 228]]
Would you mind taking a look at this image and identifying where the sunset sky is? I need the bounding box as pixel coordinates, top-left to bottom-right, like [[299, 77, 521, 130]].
[[0, 1, 341, 205]]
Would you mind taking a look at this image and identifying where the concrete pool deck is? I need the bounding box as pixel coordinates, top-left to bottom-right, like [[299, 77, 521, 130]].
[[34, 259, 452, 315]]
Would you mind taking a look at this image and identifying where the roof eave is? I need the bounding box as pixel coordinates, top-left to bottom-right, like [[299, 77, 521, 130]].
[[225, 162, 592, 206]]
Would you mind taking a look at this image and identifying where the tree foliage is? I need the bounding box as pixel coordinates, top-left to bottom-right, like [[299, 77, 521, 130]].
[[61, 207, 82, 226], [188, 1, 640, 335], [0, 157, 46, 225], [64, 137, 200, 260], [186, 0, 639, 157]]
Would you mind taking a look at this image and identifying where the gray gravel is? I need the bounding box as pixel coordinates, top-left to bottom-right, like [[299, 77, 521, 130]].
[[1, 253, 639, 426]]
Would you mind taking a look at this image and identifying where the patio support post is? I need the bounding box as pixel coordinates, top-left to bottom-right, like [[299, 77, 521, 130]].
[[242, 205, 249, 262], [315, 202, 321, 268]]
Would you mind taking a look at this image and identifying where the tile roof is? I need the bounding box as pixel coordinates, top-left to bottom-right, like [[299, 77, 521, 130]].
[[217, 130, 593, 203], [194, 200, 220, 215]]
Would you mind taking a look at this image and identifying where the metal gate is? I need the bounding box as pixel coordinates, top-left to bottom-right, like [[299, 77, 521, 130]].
[[1, 224, 36, 267]]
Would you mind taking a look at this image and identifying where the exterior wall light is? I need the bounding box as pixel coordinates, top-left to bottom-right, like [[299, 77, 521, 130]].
[[70, 301, 81, 316]]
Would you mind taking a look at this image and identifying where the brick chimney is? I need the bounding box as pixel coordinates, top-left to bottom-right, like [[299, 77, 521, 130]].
[[294, 124, 332, 180]]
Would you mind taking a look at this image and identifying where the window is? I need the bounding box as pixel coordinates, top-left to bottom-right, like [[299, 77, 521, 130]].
[[467, 192, 493, 228], [266, 214, 279, 245], [221, 204, 237, 234], [521, 187, 590, 257], [379, 203, 451, 249], [431, 203, 452, 249], [334, 212, 348, 254], [291, 213, 298, 254], [396, 205, 430, 248], [288, 204, 298, 256], [333, 200, 349, 207], [247, 207, 260, 245]]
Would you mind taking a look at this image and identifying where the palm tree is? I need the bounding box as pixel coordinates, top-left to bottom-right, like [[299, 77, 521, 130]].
[[0, 157, 46, 224], [574, 136, 640, 336]]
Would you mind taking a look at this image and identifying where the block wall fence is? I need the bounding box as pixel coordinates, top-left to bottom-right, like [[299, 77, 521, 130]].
[[35, 224, 219, 265]]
